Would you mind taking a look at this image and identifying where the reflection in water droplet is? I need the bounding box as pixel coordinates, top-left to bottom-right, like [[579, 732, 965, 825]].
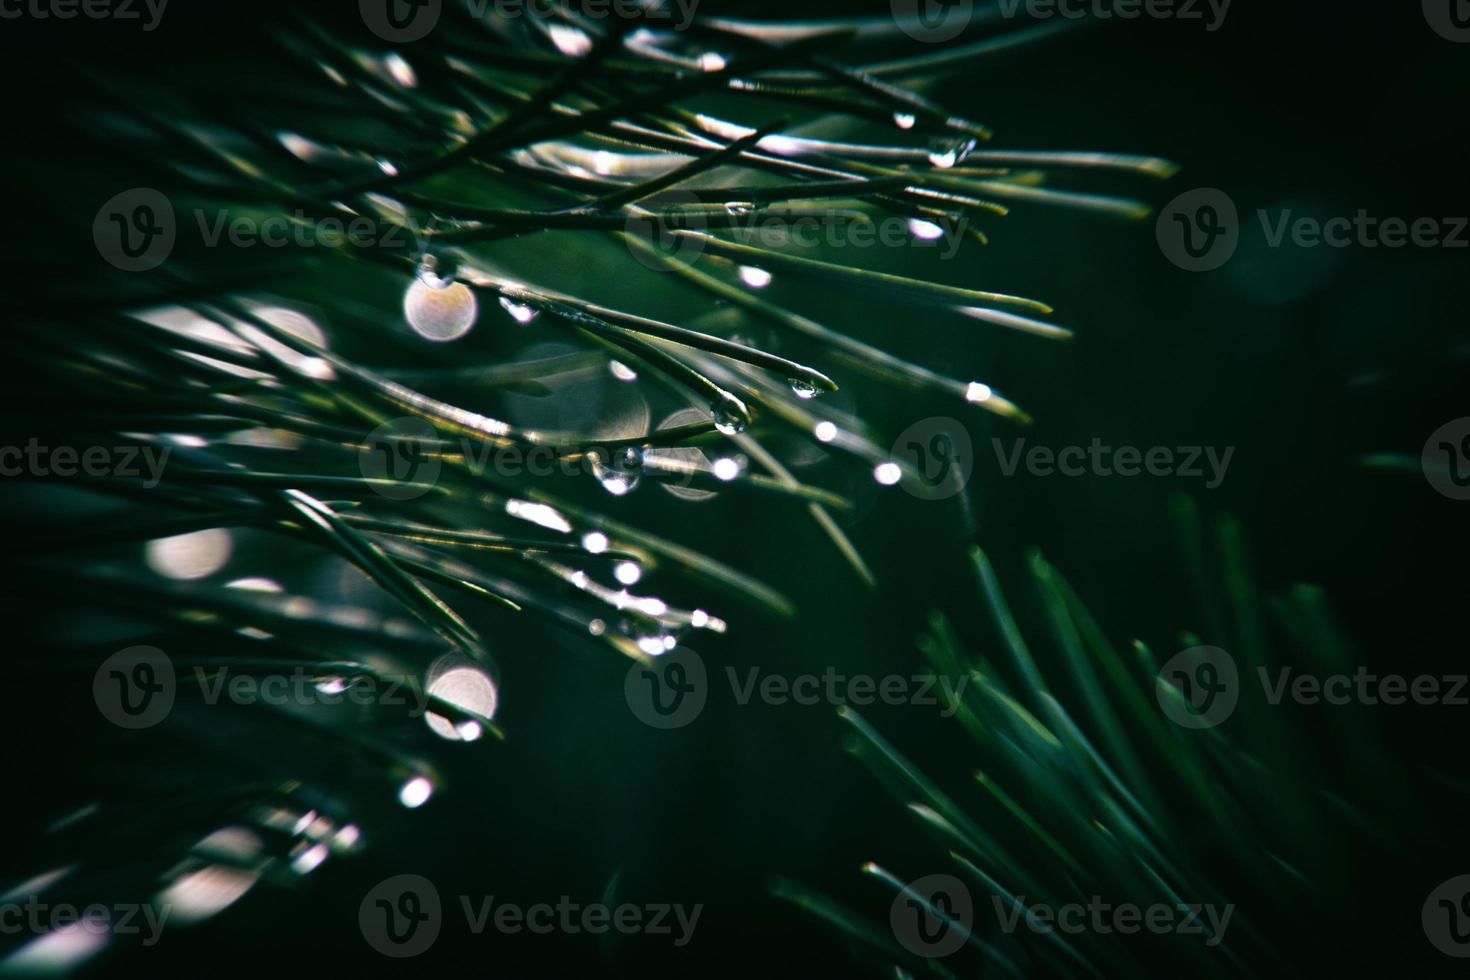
[[893, 112, 917, 130], [711, 403, 746, 435], [549, 23, 593, 57], [398, 776, 433, 808], [590, 446, 645, 496], [928, 138, 976, 170], [789, 378, 820, 400], [146, 528, 232, 580], [874, 462, 903, 485], [291, 843, 330, 875], [712, 457, 742, 481], [405, 272, 478, 342], [739, 265, 772, 289], [814, 421, 838, 443], [425, 665, 498, 741], [614, 561, 643, 586], [498, 296, 538, 324], [908, 218, 945, 241], [384, 52, 417, 88], [158, 864, 260, 925], [582, 531, 610, 554]]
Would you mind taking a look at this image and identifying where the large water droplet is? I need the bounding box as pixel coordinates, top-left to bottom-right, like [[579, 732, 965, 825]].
[[927, 138, 977, 170], [710, 403, 746, 435], [789, 378, 820, 400], [590, 445, 645, 496], [405, 268, 477, 342]]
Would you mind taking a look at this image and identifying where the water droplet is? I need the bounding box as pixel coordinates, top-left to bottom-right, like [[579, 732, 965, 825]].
[[498, 296, 537, 324], [582, 531, 610, 554], [712, 457, 742, 481], [549, 23, 592, 57], [928, 147, 958, 169], [608, 359, 638, 382], [590, 446, 645, 496], [614, 561, 642, 586], [965, 381, 993, 403], [789, 378, 820, 400], [710, 403, 746, 435], [724, 202, 756, 216], [698, 52, 727, 72], [814, 421, 838, 443], [874, 462, 903, 485], [893, 112, 917, 130], [405, 270, 477, 342], [908, 218, 945, 241], [398, 776, 433, 809], [738, 265, 772, 289], [928, 138, 977, 170]]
